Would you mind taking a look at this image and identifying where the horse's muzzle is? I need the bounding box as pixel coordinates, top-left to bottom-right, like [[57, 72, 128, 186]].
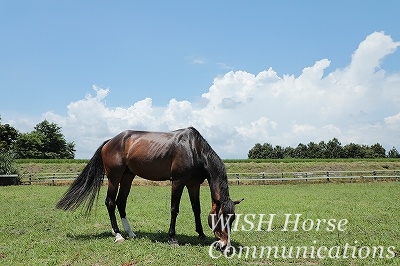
[[215, 240, 230, 252]]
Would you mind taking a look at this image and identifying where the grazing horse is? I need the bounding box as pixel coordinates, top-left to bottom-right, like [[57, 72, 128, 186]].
[[56, 127, 242, 249]]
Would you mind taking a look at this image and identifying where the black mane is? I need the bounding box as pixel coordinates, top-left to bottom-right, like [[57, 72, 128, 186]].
[[188, 127, 233, 210]]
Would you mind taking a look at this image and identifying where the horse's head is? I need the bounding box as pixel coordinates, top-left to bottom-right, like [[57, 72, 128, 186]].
[[208, 198, 243, 251]]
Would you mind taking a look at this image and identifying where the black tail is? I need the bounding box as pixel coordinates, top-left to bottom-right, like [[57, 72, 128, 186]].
[[56, 140, 109, 215]]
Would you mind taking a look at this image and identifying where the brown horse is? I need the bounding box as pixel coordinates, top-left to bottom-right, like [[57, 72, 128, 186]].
[[56, 127, 242, 249]]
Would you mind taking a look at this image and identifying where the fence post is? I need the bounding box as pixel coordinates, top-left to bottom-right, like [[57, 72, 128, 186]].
[[236, 174, 240, 185], [326, 171, 330, 182], [29, 174, 32, 185], [373, 171, 377, 181]]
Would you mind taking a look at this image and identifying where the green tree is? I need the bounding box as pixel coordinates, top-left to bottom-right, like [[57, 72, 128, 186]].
[[324, 138, 343, 158], [318, 141, 327, 157], [273, 145, 285, 159], [0, 118, 19, 152], [248, 143, 263, 159], [294, 143, 307, 158], [343, 143, 365, 158], [248, 143, 275, 159], [34, 120, 73, 158], [370, 143, 386, 158], [306, 142, 323, 158], [363, 145, 376, 158], [14, 132, 43, 158], [388, 147, 400, 158], [14, 120, 75, 159], [283, 146, 295, 158], [248, 138, 392, 159]]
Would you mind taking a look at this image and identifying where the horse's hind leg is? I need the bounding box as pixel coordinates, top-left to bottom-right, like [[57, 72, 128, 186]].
[[105, 179, 125, 243], [116, 173, 136, 238], [187, 182, 205, 239]]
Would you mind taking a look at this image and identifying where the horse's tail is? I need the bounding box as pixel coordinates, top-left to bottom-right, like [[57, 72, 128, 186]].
[[56, 140, 109, 215]]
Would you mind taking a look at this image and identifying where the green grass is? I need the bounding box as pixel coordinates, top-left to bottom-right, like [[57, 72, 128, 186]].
[[1, 182, 399, 265]]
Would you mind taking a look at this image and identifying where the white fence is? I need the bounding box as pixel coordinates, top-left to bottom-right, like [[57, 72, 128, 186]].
[[228, 170, 400, 184], [21, 172, 79, 185]]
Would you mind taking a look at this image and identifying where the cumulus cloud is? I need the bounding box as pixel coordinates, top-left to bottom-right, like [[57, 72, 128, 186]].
[[385, 113, 400, 129], [43, 32, 400, 158]]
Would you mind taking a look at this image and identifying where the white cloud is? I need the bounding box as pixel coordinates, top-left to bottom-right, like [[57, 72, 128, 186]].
[[385, 113, 400, 129], [236, 117, 277, 140], [348, 32, 400, 79], [187, 56, 207, 65], [41, 32, 400, 158], [163, 99, 195, 130], [217, 62, 235, 70]]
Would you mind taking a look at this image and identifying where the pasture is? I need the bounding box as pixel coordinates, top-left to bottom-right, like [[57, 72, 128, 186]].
[[1, 182, 399, 265]]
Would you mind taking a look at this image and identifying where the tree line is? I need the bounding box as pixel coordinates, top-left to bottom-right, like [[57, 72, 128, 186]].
[[0, 116, 75, 160], [248, 138, 400, 159]]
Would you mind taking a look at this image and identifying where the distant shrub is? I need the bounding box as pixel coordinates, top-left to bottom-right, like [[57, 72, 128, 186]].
[[0, 150, 18, 175]]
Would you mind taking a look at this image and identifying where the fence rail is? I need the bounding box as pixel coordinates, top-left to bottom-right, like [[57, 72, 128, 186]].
[[227, 170, 400, 184], [20, 172, 79, 185], [16, 169, 400, 185]]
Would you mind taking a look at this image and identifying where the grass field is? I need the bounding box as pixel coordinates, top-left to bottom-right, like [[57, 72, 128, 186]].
[[1, 182, 399, 265]]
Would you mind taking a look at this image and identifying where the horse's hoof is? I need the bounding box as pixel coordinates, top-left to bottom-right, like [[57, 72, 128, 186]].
[[114, 233, 125, 243], [115, 237, 125, 243]]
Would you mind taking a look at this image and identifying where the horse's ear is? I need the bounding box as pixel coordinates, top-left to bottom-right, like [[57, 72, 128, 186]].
[[233, 198, 244, 205]]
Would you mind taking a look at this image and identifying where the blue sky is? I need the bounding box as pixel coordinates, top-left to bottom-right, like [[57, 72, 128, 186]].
[[1, 1, 400, 158]]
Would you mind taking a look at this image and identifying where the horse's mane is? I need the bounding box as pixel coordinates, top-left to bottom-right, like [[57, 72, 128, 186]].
[[188, 127, 234, 213]]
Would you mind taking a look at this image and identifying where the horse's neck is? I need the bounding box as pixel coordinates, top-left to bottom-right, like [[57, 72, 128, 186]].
[[207, 172, 230, 204], [202, 150, 230, 203]]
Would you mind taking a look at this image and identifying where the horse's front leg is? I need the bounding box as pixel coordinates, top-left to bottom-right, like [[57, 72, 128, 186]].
[[187, 182, 205, 239], [168, 180, 185, 245]]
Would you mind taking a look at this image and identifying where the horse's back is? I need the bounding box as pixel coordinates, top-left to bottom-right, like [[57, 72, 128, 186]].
[[102, 128, 202, 180]]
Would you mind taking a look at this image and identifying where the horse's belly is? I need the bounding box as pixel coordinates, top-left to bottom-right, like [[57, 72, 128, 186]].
[[136, 171, 171, 181], [128, 161, 172, 181]]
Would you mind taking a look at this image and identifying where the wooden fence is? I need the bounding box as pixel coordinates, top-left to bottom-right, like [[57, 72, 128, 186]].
[[13, 169, 400, 186], [22, 172, 79, 185], [228, 170, 400, 184]]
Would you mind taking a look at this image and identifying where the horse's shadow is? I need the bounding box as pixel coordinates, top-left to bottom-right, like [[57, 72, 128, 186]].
[[66, 230, 241, 247]]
